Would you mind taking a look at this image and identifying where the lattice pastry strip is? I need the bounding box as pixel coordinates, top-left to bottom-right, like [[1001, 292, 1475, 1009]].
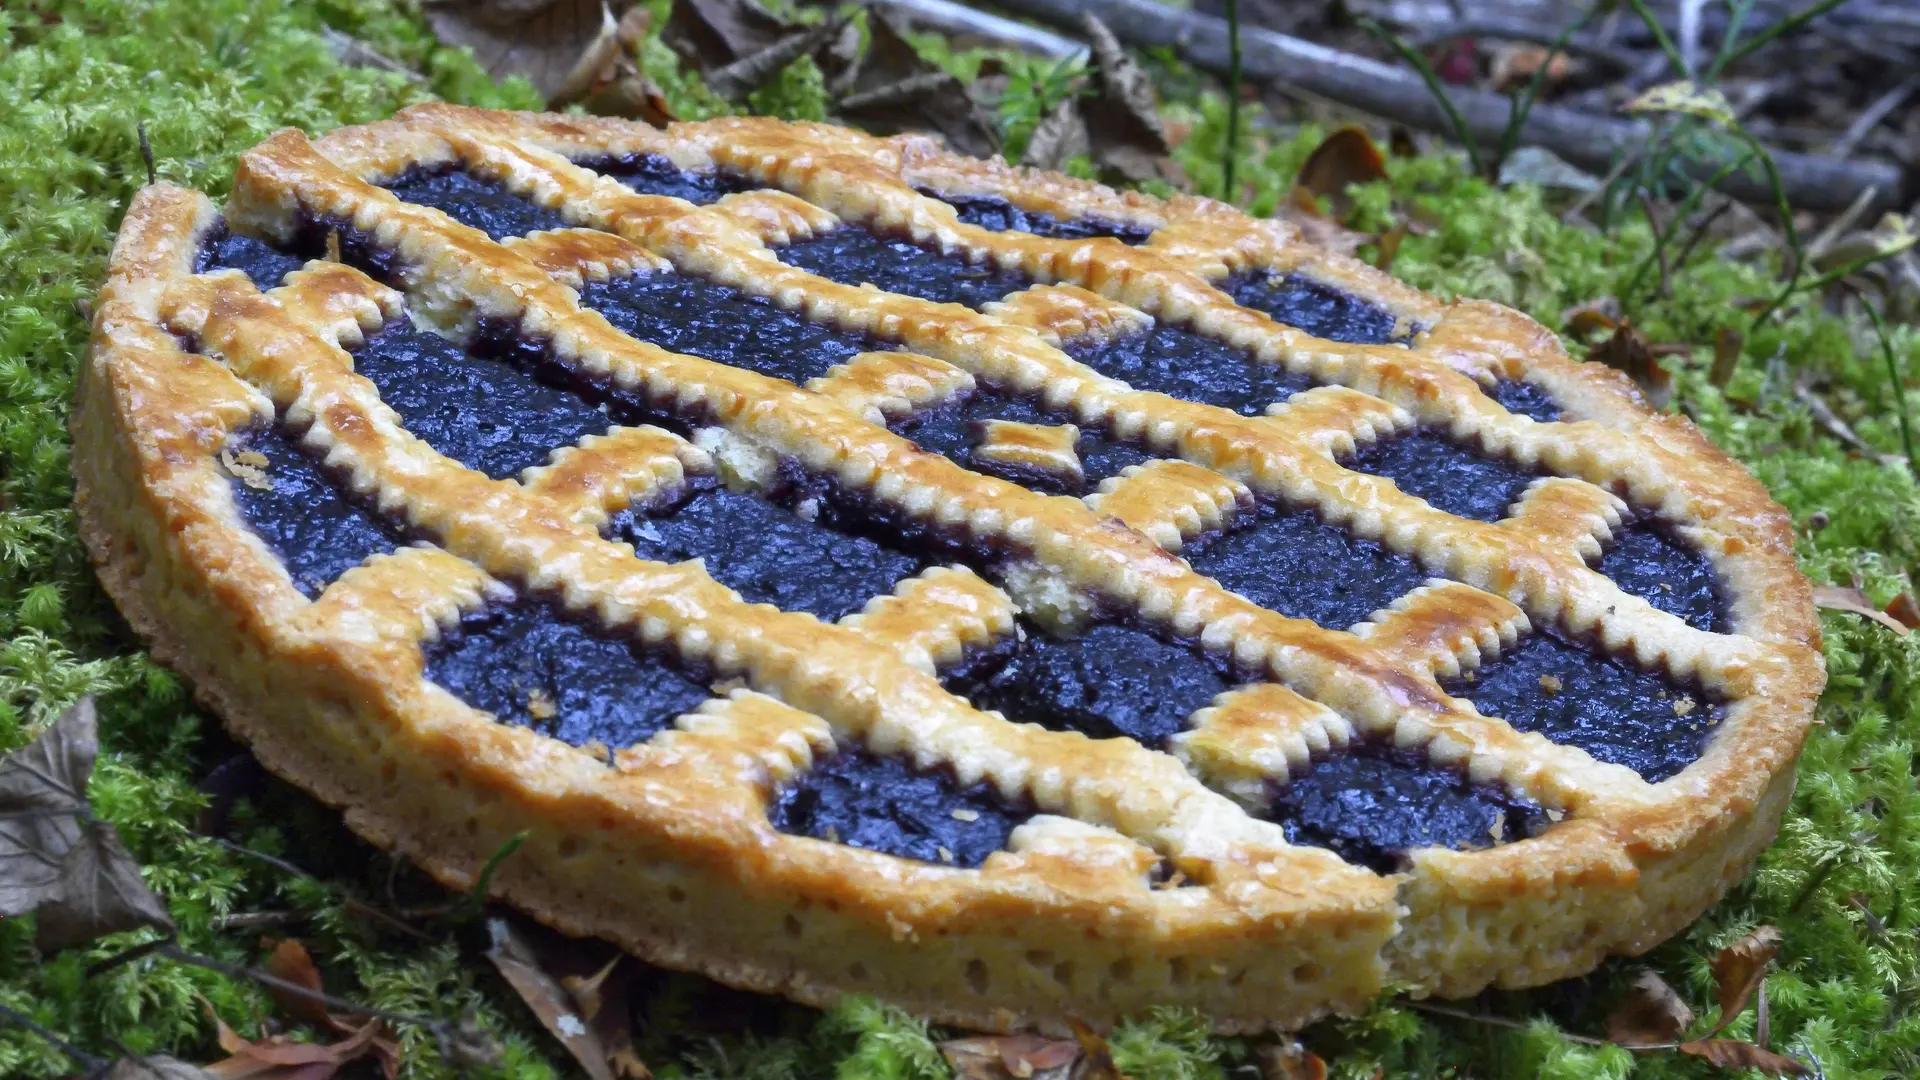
[[77, 109, 1823, 1035]]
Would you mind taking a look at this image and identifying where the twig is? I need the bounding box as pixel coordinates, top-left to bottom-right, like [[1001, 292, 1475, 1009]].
[[1223, 0, 1241, 200], [136, 121, 154, 187], [214, 837, 430, 940], [1806, 184, 1881, 262], [1792, 378, 1905, 466], [1858, 295, 1918, 473], [85, 935, 177, 978], [1404, 1001, 1613, 1047], [877, 0, 1084, 59], [1668, 198, 1735, 270], [1358, 17, 1484, 177], [0, 1002, 105, 1073], [212, 910, 300, 930], [1827, 77, 1918, 159], [156, 943, 459, 1037], [1638, 191, 1674, 299], [1415, 19, 1633, 70], [1000, 0, 1907, 210]]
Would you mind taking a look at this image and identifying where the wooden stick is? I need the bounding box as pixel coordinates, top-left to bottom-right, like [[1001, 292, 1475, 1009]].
[[877, 0, 1084, 58], [1000, 0, 1908, 211]]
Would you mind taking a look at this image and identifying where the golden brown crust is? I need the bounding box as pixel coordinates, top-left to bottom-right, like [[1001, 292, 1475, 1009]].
[[76, 106, 1823, 1034]]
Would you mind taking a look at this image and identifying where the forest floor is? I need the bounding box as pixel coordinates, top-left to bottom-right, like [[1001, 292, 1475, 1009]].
[[1, 2, 1916, 1078]]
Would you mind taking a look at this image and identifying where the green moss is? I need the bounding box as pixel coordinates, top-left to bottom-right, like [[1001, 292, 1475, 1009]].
[[3, 4, 1917, 1079]]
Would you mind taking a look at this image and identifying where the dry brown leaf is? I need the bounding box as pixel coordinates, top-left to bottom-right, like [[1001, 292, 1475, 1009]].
[[661, 0, 794, 75], [1813, 586, 1911, 635], [1677, 1039, 1811, 1076], [1373, 225, 1407, 272], [1561, 297, 1621, 338], [1064, 1019, 1123, 1080], [940, 1034, 1079, 1080], [1274, 187, 1368, 258], [1606, 969, 1695, 1047], [1710, 326, 1744, 388], [203, 1005, 389, 1080], [1021, 99, 1090, 172], [1711, 925, 1783, 1028], [424, 0, 622, 105], [705, 17, 841, 101], [1296, 127, 1388, 219], [1883, 591, 1920, 629], [1489, 44, 1570, 92], [262, 939, 334, 1029], [1588, 321, 1671, 407], [1078, 13, 1180, 185], [1255, 1038, 1328, 1080], [832, 9, 998, 159], [486, 917, 641, 1080]]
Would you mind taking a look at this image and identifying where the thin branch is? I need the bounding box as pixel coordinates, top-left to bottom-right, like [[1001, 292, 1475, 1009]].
[[1223, 0, 1241, 200], [0, 1002, 106, 1073], [877, 0, 1084, 59], [1404, 1001, 1613, 1047], [213, 838, 430, 940], [1827, 77, 1918, 159], [157, 944, 448, 1032]]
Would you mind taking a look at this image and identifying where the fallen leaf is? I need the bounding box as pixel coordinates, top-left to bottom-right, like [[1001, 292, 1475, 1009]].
[[1021, 99, 1090, 172], [1623, 81, 1735, 126], [262, 939, 334, 1029], [1078, 14, 1181, 185], [424, 0, 622, 105], [1296, 127, 1388, 219], [1710, 925, 1783, 1028], [486, 916, 626, 1080], [661, 0, 794, 75], [1710, 326, 1744, 388], [1388, 126, 1419, 158], [1883, 591, 1920, 629], [0, 697, 175, 951], [1606, 969, 1695, 1047], [1255, 1038, 1328, 1080], [1813, 586, 1911, 635], [204, 1004, 389, 1080], [1489, 43, 1569, 92], [1063, 1019, 1122, 1080], [1275, 187, 1368, 258], [105, 1056, 221, 1080], [1676, 1039, 1810, 1076], [705, 17, 842, 101], [833, 10, 998, 159], [1373, 225, 1407, 272], [940, 1034, 1079, 1080], [1588, 321, 1671, 406], [1846, 892, 1888, 937], [1561, 297, 1621, 338]]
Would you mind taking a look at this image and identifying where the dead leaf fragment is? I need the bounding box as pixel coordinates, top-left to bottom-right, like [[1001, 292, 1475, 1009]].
[[1606, 969, 1695, 1046], [424, 0, 622, 105], [1021, 99, 1091, 172], [1489, 43, 1570, 92], [1561, 296, 1621, 338], [1274, 187, 1369, 258], [1296, 126, 1388, 218], [940, 1034, 1080, 1080], [1883, 591, 1920, 630], [0, 697, 175, 952], [1256, 1038, 1328, 1080], [1676, 1039, 1810, 1076], [1588, 321, 1671, 407], [1710, 925, 1783, 1028], [1710, 326, 1744, 388], [263, 938, 334, 1029], [661, 0, 794, 75], [1079, 14, 1180, 185], [1063, 1019, 1123, 1080], [1624, 81, 1735, 126], [204, 1003, 390, 1080], [1813, 586, 1911, 635], [832, 10, 998, 159], [486, 916, 646, 1080]]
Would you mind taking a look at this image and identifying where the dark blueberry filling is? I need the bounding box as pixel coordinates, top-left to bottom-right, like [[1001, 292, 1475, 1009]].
[[580, 270, 885, 386], [1598, 518, 1729, 633], [1227, 271, 1405, 346], [892, 389, 1151, 495], [943, 620, 1231, 749], [774, 225, 1031, 310], [1348, 433, 1543, 522], [1265, 743, 1548, 873], [609, 486, 931, 622], [1490, 378, 1563, 422], [350, 323, 614, 481], [1063, 326, 1314, 416], [769, 749, 1031, 867], [196, 223, 307, 291], [384, 166, 573, 240], [581, 153, 758, 204], [426, 600, 712, 753], [224, 425, 400, 598], [1183, 501, 1429, 629], [1442, 631, 1723, 782], [923, 191, 1155, 244]]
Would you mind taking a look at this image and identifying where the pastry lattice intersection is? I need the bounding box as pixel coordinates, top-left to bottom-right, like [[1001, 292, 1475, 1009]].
[[76, 106, 1822, 1033]]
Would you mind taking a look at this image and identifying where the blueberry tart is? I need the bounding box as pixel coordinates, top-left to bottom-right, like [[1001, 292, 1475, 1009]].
[[75, 106, 1823, 1033]]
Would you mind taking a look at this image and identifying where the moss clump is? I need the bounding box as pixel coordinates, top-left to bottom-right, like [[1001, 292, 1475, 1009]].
[[3, 2, 1917, 1078]]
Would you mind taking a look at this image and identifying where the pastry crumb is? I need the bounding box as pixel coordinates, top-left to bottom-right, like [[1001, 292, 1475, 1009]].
[[950, 808, 979, 822], [526, 688, 557, 719], [1538, 674, 1563, 694], [219, 446, 273, 490], [1673, 696, 1697, 717]]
